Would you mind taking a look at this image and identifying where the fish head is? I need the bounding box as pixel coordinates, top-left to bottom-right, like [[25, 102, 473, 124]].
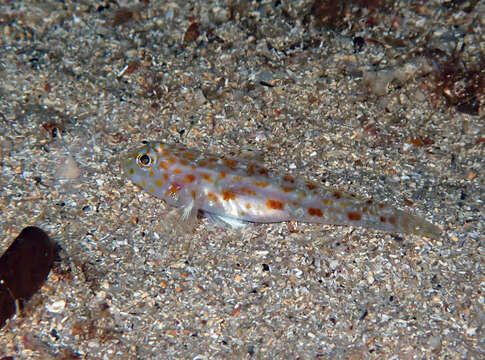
[[121, 142, 163, 190]]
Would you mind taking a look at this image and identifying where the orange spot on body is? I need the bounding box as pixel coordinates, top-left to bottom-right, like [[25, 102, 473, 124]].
[[222, 190, 236, 201], [266, 199, 284, 210], [191, 190, 197, 199], [298, 191, 307, 200], [219, 171, 227, 179], [305, 180, 318, 190], [183, 174, 196, 183], [362, 207, 368, 213], [168, 183, 181, 195], [207, 192, 219, 202], [198, 160, 208, 167], [241, 187, 256, 195], [224, 159, 237, 170], [283, 175, 295, 183], [333, 191, 341, 199], [281, 185, 296, 192], [200, 173, 212, 182], [258, 168, 269, 176], [160, 161, 169, 170], [308, 208, 323, 217], [180, 159, 189, 166], [322, 199, 334, 206], [389, 217, 396, 225], [182, 152, 196, 160], [248, 163, 257, 175], [380, 216, 386, 222], [168, 157, 177, 164], [378, 202, 385, 208], [163, 173, 169, 180], [173, 168, 182, 174], [253, 181, 269, 187], [347, 212, 362, 221], [366, 200, 373, 205], [246, 203, 251, 209]]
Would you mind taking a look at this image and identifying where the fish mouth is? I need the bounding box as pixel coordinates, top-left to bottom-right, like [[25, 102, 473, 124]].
[[119, 150, 138, 175]]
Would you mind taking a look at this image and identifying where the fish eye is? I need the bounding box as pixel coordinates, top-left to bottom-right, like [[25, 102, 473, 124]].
[[137, 153, 152, 167]]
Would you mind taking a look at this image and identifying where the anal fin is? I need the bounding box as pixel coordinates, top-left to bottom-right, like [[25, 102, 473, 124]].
[[204, 212, 249, 229]]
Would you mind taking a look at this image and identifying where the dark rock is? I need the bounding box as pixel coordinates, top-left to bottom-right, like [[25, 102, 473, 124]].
[[0, 227, 56, 328]]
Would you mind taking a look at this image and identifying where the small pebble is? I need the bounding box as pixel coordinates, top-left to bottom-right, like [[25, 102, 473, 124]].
[[47, 299, 66, 313], [427, 334, 442, 351], [56, 154, 80, 180]]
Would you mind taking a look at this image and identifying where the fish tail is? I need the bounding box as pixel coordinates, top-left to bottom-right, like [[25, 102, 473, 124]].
[[396, 210, 441, 238]]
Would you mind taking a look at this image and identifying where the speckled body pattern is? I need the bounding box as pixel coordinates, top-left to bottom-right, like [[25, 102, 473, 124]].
[[121, 142, 440, 237]]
